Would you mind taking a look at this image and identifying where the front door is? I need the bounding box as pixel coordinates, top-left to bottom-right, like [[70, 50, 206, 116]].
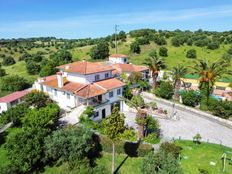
[[102, 109, 106, 119]]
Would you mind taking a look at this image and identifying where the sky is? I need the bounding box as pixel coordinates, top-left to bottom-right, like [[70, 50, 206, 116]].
[[0, 0, 232, 39]]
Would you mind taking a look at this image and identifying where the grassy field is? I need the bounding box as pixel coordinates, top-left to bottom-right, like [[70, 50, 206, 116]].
[[176, 140, 232, 174]]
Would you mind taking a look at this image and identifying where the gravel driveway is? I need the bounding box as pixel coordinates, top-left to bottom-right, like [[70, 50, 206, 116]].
[[123, 98, 232, 148]]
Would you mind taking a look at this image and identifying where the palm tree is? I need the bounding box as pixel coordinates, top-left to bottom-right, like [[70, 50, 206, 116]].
[[192, 59, 231, 108], [120, 95, 147, 139], [171, 65, 188, 101], [144, 53, 165, 88]]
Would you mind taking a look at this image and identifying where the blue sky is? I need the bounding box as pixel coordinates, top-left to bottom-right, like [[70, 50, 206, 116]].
[[0, 0, 232, 39]]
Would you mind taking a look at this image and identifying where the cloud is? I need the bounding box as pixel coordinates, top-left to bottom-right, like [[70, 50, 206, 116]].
[[1, 5, 232, 38]]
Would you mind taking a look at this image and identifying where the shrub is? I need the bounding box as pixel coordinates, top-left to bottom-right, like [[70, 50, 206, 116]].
[[0, 103, 29, 127], [2, 56, 15, 66], [24, 90, 50, 108], [193, 133, 202, 144], [180, 90, 200, 107], [26, 61, 40, 75], [0, 75, 30, 92], [141, 151, 183, 174], [159, 46, 168, 57], [160, 142, 182, 158], [130, 41, 141, 54], [186, 49, 197, 58], [207, 41, 220, 50], [154, 81, 173, 99], [120, 129, 137, 142], [0, 68, 6, 77], [143, 133, 160, 144]]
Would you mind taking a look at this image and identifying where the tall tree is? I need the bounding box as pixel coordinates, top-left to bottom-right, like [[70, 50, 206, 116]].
[[144, 53, 165, 88], [90, 41, 109, 59], [171, 65, 188, 101], [104, 106, 125, 174], [192, 59, 231, 109], [120, 95, 146, 139]]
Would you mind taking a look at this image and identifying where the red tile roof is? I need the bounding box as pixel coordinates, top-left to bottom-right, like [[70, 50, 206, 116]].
[[95, 78, 125, 90], [0, 90, 29, 103], [112, 63, 148, 73], [41, 77, 124, 99], [110, 54, 128, 58], [57, 61, 115, 75], [75, 84, 106, 99]]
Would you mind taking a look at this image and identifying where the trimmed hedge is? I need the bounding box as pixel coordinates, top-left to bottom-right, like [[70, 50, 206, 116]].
[[100, 135, 153, 157]]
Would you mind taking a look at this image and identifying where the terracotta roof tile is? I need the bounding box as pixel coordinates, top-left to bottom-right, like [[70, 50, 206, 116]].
[[112, 63, 148, 73], [95, 78, 125, 90], [0, 90, 29, 103], [57, 61, 115, 75], [75, 84, 106, 99]]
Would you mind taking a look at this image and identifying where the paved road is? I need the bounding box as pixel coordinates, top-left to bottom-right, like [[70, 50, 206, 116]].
[[124, 97, 232, 148]]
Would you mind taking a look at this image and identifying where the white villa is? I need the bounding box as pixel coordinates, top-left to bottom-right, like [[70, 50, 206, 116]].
[[34, 60, 125, 121], [109, 54, 149, 80]]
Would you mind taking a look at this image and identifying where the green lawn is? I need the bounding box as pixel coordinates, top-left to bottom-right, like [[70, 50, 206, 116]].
[[43, 153, 143, 174], [176, 140, 232, 174]]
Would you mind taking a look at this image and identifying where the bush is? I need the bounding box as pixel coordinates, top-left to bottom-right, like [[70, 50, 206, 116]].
[[159, 46, 168, 57], [26, 61, 40, 75], [120, 129, 137, 142], [136, 37, 150, 45], [0, 68, 6, 77], [2, 56, 15, 66], [186, 49, 197, 58], [0, 75, 30, 92], [154, 81, 173, 99], [24, 90, 50, 108], [207, 41, 220, 50], [0, 103, 29, 127], [160, 142, 181, 158], [181, 90, 200, 107], [143, 133, 160, 144], [130, 41, 141, 54]]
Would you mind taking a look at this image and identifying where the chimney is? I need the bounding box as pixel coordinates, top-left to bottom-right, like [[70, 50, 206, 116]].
[[56, 72, 63, 88]]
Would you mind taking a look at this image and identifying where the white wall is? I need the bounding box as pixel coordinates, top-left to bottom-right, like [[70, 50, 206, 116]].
[[106, 87, 123, 103], [0, 102, 9, 114], [109, 57, 128, 64], [66, 71, 112, 84], [42, 85, 77, 109], [92, 104, 111, 122]]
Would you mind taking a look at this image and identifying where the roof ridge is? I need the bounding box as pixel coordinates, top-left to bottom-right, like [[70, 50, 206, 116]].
[[94, 82, 107, 91]]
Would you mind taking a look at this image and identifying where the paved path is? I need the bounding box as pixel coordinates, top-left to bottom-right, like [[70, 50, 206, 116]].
[[124, 97, 232, 148]]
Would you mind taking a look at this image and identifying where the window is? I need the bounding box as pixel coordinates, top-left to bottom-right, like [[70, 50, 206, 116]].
[[62, 91, 65, 95], [67, 93, 70, 99], [46, 87, 52, 92], [117, 89, 121, 95], [95, 74, 100, 81], [109, 91, 114, 98], [124, 58, 127, 63], [94, 111, 99, 118], [54, 89, 57, 96], [105, 73, 109, 78]]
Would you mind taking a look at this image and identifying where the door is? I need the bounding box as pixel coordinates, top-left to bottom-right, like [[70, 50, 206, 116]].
[[102, 109, 106, 119]]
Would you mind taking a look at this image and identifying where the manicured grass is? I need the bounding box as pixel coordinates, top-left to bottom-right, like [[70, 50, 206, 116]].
[[175, 140, 232, 174], [43, 152, 143, 174]]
